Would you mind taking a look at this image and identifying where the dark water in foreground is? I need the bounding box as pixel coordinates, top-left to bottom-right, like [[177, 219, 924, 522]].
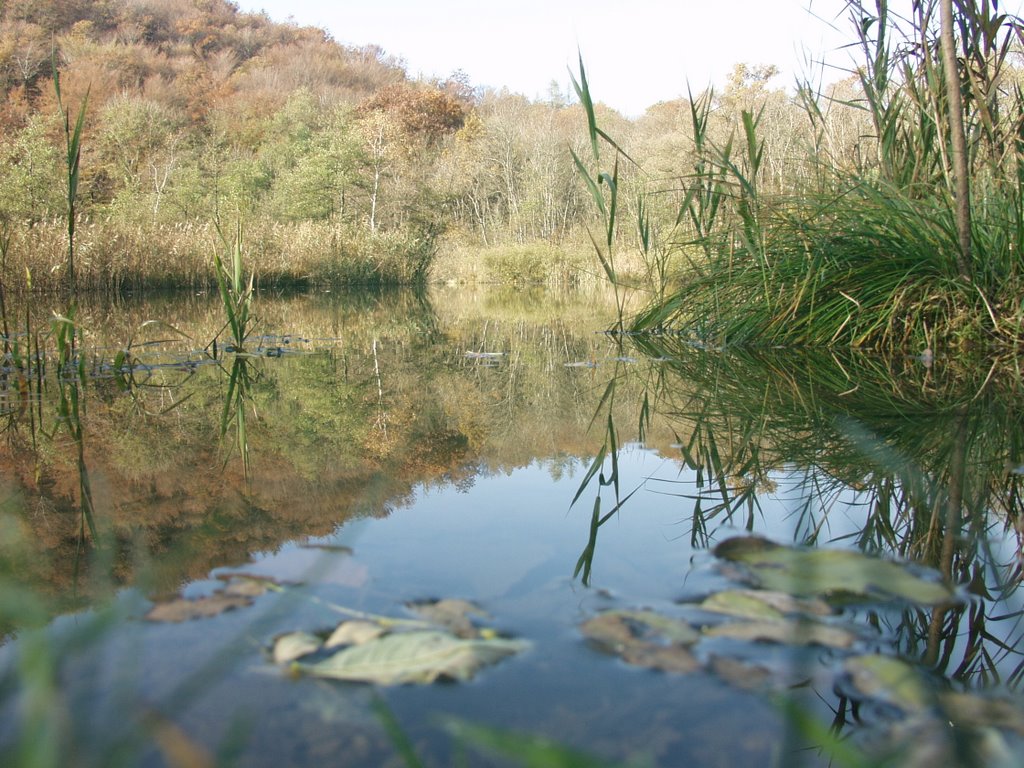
[[0, 285, 1022, 767]]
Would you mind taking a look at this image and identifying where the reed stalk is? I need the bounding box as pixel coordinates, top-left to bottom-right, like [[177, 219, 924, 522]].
[[52, 51, 89, 296], [212, 222, 255, 352]]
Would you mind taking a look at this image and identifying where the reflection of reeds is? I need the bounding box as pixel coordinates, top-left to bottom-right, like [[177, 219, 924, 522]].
[[567, 338, 1024, 761], [628, 338, 1024, 685], [570, 369, 646, 584], [50, 307, 97, 570], [220, 356, 256, 481]]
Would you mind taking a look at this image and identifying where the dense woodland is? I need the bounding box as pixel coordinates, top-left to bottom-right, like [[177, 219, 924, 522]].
[[0, 0, 880, 291]]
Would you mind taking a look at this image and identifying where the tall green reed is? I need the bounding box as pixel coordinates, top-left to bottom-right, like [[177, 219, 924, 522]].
[[570, 56, 631, 331], [212, 222, 255, 353], [220, 356, 256, 481], [52, 51, 89, 295]]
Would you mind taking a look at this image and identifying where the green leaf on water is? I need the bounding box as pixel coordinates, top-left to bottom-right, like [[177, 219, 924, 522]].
[[703, 618, 855, 649], [303, 630, 529, 686], [713, 536, 954, 606], [844, 654, 932, 712], [699, 589, 832, 621]]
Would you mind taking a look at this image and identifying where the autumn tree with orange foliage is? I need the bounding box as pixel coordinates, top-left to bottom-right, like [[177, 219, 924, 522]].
[[0, 0, 603, 288]]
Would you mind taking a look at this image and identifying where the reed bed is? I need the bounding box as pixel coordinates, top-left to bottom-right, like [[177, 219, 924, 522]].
[[0, 217, 438, 293], [579, 1, 1024, 353], [430, 238, 614, 286]]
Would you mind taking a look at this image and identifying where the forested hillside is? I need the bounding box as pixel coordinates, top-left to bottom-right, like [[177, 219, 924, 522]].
[[0, 0, 868, 291]]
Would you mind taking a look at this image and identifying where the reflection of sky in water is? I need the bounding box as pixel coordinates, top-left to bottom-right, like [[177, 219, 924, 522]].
[[252, 444, 1020, 618], [242, 445, 1024, 695], [256, 449, 696, 616], [7, 441, 1019, 765]]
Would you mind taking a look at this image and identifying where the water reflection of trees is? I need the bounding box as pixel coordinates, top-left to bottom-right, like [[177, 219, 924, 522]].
[[580, 336, 1024, 692], [0, 288, 629, 622]]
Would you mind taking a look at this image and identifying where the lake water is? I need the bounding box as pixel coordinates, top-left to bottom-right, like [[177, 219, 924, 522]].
[[0, 285, 1022, 767]]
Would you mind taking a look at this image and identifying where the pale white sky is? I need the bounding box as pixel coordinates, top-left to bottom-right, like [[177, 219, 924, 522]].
[[231, 1, 1020, 116]]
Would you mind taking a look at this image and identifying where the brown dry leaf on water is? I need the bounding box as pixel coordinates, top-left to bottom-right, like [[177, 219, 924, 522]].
[[940, 692, 1024, 736], [579, 610, 700, 673], [146, 574, 285, 622], [220, 574, 282, 597], [145, 593, 252, 623], [707, 656, 775, 691], [149, 712, 214, 768]]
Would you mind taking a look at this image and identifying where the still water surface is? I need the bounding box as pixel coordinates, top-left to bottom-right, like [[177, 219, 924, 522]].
[[0, 285, 1022, 766]]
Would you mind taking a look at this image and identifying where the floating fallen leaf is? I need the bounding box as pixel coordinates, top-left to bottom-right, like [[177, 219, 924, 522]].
[[713, 536, 953, 606], [273, 631, 323, 664], [699, 589, 831, 621], [703, 618, 855, 649], [620, 643, 699, 673], [580, 610, 700, 673], [940, 692, 1024, 735], [145, 593, 251, 623], [220, 574, 282, 598], [708, 655, 774, 691], [326, 620, 386, 648], [408, 598, 486, 638], [581, 610, 700, 649], [303, 630, 529, 685], [844, 654, 932, 713]]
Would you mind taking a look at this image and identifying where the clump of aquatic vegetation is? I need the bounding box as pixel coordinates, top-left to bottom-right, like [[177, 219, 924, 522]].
[[576, 1, 1024, 352], [212, 223, 256, 353], [569, 333, 1024, 764]]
